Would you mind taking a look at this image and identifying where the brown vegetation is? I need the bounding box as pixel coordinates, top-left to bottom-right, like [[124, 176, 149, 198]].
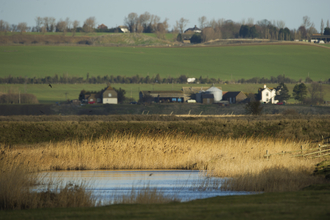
[[1, 133, 328, 192], [0, 160, 95, 210], [0, 93, 39, 104]]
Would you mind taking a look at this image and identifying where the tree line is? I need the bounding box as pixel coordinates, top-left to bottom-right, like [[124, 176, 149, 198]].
[[1, 14, 329, 41], [1, 74, 329, 85]]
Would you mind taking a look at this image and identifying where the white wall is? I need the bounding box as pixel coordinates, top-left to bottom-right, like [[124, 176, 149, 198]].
[[103, 98, 118, 104]]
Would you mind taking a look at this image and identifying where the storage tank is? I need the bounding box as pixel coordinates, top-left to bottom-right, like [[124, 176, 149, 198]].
[[206, 87, 222, 103], [196, 90, 205, 103]]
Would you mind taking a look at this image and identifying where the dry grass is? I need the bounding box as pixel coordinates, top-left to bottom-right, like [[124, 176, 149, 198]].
[[0, 160, 96, 210], [112, 184, 180, 204], [1, 133, 327, 192]]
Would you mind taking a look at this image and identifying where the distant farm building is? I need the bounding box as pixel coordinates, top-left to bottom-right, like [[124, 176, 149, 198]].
[[118, 26, 130, 33], [139, 91, 184, 103], [222, 91, 247, 104], [258, 84, 278, 104], [184, 25, 201, 33], [102, 86, 118, 104]]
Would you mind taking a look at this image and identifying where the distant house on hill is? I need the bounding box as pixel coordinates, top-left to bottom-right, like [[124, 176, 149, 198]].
[[257, 84, 278, 104], [118, 26, 130, 33], [97, 24, 108, 30], [184, 25, 201, 33]]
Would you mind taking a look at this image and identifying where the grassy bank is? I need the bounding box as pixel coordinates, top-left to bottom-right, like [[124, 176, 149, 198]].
[[1, 116, 330, 145], [0, 44, 329, 80], [1, 190, 330, 220]]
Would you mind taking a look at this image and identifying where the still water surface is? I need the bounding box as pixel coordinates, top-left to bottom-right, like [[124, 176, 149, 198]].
[[38, 170, 252, 203]]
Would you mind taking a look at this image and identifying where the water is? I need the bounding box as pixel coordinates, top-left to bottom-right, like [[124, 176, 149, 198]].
[[36, 170, 252, 203]]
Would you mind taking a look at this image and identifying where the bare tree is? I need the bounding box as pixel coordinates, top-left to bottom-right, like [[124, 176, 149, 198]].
[[175, 17, 189, 33], [308, 83, 324, 104], [202, 27, 215, 42], [138, 12, 151, 32], [321, 19, 324, 34], [198, 16, 207, 30], [302, 16, 311, 28], [49, 17, 56, 32], [208, 19, 217, 29], [56, 20, 67, 35], [327, 20, 330, 28], [124, 13, 138, 33], [0, 20, 10, 35], [241, 18, 245, 25], [156, 18, 169, 39], [83, 17, 96, 33], [35, 16, 43, 32], [150, 15, 161, 32], [214, 26, 222, 39], [72, 20, 79, 36], [43, 17, 50, 32], [247, 18, 254, 25], [276, 20, 285, 29], [11, 24, 17, 32], [65, 17, 71, 31], [17, 22, 27, 34]]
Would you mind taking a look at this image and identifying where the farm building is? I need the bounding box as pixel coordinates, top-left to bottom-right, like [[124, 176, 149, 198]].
[[139, 91, 184, 103], [257, 84, 278, 104], [182, 86, 222, 103], [222, 91, 247, 104], [102, 86, 118, 104], [184, 25, 202, 33]]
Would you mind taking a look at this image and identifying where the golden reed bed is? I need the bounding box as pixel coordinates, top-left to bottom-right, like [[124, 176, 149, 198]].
[[2, 133, 326, 192]]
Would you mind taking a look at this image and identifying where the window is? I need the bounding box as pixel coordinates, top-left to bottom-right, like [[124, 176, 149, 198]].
[[108, 93, 112, 97], [266, 98, 269, 102], [266, 92, 269, 96], [90, 99, 93, 101]]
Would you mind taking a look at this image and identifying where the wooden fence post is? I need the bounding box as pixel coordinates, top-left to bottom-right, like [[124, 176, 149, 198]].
[[301, 145, 303, 157]]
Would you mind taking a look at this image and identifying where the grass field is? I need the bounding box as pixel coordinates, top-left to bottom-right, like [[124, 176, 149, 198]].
[[1, 83, 329, 104], [0, 44, 329, 81]]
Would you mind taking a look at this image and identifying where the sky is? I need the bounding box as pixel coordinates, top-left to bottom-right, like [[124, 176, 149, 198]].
[[0, 0, 329, 31]]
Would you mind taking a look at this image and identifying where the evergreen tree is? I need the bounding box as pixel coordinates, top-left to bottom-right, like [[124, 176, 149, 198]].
[[275, 82, 290, 102], [292, 83, 307, 102]]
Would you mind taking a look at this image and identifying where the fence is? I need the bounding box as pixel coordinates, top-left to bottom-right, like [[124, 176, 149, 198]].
[[264, 136, 330, 160]]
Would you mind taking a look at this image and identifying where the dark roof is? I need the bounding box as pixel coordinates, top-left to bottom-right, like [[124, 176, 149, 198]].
[[184, 25, 201, 33], [222, 91, 242, 99], [201, 94, 214, 99]]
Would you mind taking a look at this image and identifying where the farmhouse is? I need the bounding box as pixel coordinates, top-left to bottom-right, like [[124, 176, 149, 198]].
[[102, 86, 118, 104], [258, 84, 278, 104], [184, 25, 202, 33], [118, 26, 130, 33], [139, 91, 184, 103]]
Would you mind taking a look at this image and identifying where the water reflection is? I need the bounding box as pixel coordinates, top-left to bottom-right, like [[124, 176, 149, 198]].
[[37, 170, 252, 203]]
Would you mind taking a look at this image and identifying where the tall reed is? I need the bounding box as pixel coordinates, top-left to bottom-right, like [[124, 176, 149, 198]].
[[0, 160, 96, 210], [1, 133, 327, 192]]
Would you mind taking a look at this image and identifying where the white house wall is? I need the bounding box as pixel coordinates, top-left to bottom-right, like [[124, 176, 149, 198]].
[[261, 89, 277, 104], [103, 98, 118, 104]]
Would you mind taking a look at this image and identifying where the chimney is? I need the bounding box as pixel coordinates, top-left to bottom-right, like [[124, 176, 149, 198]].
[[264, 84, 266, 88]]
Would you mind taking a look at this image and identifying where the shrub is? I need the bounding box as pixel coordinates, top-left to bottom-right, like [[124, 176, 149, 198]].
[[245, 101, 263, 115]]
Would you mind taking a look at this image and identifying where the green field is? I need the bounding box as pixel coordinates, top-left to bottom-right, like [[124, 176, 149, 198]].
[[1, 83, 329, 104], [0, 44, 329, 81], [1, 190, 330, 220]]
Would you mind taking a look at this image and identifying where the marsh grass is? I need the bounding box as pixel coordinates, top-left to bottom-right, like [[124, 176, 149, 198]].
[[2, 133, 328, 192], [112, 184, 180, 204], [0, 161, 96, 210]]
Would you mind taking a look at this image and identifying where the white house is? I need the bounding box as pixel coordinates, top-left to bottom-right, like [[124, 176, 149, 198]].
[[102, 86, 118, 104], [258, 84, 278, 104], [118, 26, 130, 33]]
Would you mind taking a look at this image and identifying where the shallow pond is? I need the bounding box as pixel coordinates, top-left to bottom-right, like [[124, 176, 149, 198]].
[[37, 170, 252, 203]]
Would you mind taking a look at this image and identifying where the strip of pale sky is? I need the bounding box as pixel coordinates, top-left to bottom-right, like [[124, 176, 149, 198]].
[[0, 0, 329, 31]]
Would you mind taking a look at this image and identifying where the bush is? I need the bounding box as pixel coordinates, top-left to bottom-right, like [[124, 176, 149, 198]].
[[245, 101, 263, 115]]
